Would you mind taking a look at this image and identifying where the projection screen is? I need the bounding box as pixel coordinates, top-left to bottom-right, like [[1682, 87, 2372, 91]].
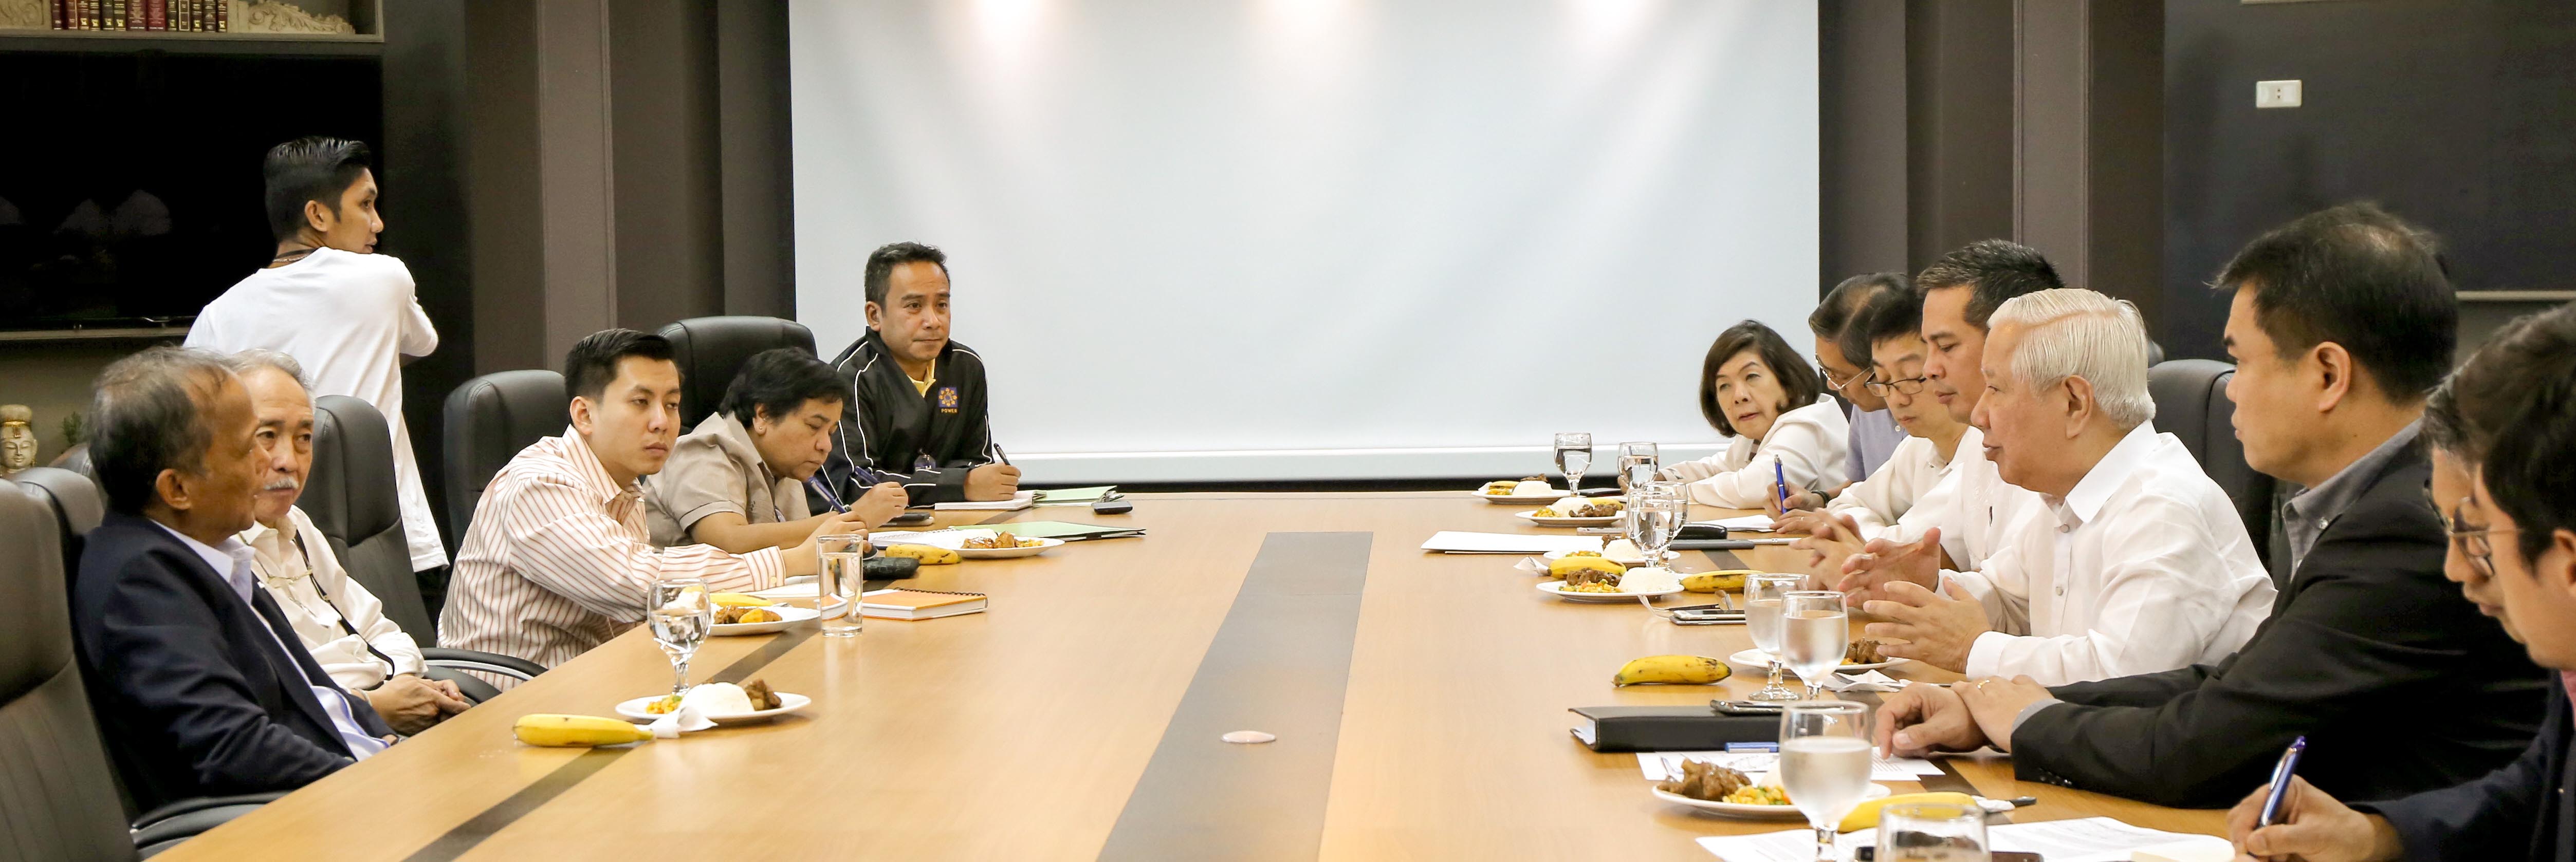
[[790, 0, 1820, 483]]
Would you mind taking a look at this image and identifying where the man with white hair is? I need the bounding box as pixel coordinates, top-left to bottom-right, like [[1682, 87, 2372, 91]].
[[227, 350, 469, 735], [1838, 288, 2276, 685]]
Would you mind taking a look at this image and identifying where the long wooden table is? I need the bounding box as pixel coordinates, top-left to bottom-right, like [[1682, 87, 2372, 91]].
[[157, 492, 2225, 860]]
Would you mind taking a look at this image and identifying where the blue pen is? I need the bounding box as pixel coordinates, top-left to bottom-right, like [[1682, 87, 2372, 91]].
[[2256, 736, 2309, 827], [1772, 455, 1790, 509], [806, 475, 850, 514]]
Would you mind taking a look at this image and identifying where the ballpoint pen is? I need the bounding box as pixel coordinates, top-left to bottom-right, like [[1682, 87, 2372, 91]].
[[1772, 455, 1790, 509], [806, 475, 850, 514]]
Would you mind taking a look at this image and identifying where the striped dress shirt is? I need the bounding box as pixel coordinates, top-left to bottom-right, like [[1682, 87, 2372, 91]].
[[437, 428, 783, 682]]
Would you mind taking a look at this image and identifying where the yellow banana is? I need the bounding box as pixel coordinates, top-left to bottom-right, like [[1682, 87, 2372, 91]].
[[709, 592, 775, 608], [884, 544, 962, 565], [513, 714, 654, 747], [1682, 570, 1753, 593], [1547, 556, 1627, 579], [1612, 655, 1733, 686], [1838, 792, 1981, 832]]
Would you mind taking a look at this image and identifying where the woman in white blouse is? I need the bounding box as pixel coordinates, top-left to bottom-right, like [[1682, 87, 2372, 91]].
[[1664, 320, 1852, 506]]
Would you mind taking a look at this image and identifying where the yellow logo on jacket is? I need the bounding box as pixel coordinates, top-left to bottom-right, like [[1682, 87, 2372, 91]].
[[937, 386, 960, 414]]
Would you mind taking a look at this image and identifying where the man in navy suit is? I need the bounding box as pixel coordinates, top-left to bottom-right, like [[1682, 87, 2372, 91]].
[[2229, 303, 2576, 861], [70, 346, 395, 811]]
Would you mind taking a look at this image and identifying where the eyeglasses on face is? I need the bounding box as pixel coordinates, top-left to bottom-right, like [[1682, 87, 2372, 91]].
[[2438, 494, 2521, 581], [1863, 375, 1929, 397]]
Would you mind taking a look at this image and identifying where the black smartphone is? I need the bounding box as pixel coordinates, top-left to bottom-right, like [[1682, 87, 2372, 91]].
[[1854, 851, 2039, 861], [887, 511, 936, 527]]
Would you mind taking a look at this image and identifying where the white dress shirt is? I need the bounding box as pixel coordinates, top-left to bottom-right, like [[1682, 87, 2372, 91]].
[[187, 247, 447, 572], [1825, 434, 1961, 544], [1667, 396, 1852, 507], [1946, 422, 2277, 685], [152, 521, 387, 759], [243, 507, 428, 692], [1921, 425, 2045, 582]]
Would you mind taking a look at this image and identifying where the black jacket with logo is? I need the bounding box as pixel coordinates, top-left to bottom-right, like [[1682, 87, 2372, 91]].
[[814, 329, 996, 508]]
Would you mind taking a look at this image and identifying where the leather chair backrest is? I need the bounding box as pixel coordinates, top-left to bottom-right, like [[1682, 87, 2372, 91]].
[[440, 370, 566, 555], [2147, 359, 2279, 576], [657, 316, 818, 429], [307, 396, 438, 641], [14, 466, 104, 596], [0, 476, 140, 861]]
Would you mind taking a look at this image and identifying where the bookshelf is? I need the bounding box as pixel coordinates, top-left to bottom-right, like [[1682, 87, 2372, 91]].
[[1, 0, 383, 55]]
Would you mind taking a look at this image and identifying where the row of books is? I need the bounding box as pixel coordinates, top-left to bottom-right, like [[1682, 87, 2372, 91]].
[[48, 0, 231, 32]]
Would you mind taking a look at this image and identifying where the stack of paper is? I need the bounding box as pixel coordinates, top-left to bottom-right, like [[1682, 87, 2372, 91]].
[[1032, 485, 1119, 505], [934, 490, 1037, 512], [1695, 817, 2231, 862], [1639, 751, 1943, 784], [1693, 514, 1778, 532], [1420, 532, 1605, 554]]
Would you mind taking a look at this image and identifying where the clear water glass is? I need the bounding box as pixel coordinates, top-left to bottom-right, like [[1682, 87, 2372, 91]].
[[1877, 802, 1990, 861], [817, 533, 870, 637], [1627, 481, 1684, 565], [1780, 591, 1850, 699], [1744, 573, 1807, 701], [1553, 432, 1593, 496], [1779, 700, 1874, 861], [648, 576, 711, 694], [1615, 441, 1660, 494]]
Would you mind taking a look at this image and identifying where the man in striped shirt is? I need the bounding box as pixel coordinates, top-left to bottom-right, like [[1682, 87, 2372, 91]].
[[438, 329, 871, 678]]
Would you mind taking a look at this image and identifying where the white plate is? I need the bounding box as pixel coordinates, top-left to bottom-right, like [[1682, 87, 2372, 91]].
[[1474, 489, 1571, 504], [952, 536, 1065, 559], [709, 603, 820, 636], [1516, 510, 1623, 528], [1542, 548, 1680, 568], [614, 691, 813, 725], [1651, 782, 1890, 818], [1537, 581, 1685, 602], [1726, 647, 1909, 674]]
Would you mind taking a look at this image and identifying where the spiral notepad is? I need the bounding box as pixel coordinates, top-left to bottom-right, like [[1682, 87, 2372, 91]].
[[857, 588, 988, 620]]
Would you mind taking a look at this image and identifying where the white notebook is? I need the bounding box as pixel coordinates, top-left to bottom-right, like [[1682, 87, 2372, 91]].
[[1419, 531, 1605, 554]]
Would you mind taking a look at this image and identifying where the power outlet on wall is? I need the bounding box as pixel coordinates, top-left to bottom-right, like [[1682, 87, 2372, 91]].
[[2256, 79, 2303, 109]]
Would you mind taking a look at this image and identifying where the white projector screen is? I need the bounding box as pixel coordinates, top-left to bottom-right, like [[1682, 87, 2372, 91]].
[[790, 0, 1819, 483]]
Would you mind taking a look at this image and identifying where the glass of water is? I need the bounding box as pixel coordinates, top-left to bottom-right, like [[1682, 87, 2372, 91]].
[[1744, 573, 1808, 701], [1781, 591, 1851, 699], [1615, 441, 1660, 494], [1553, 433, 1593, 497], [648, 576, 711, 694], [1780, 700, 1874, 861], [817, 533, 870, 637], [1627, 480, 1685, 566], [1877, 802, 1990, 861]]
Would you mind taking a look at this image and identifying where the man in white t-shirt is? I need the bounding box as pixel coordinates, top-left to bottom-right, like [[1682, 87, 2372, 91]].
[[186, 136, 448, 584]]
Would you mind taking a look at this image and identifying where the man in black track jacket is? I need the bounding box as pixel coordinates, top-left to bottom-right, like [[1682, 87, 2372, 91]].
[[1870, 203, 2548, 808], [816, 241, 1020, 509]]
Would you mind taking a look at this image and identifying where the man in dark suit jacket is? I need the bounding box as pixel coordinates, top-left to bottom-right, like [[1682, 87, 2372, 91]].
[[1872, 204, 2548, 808], [2224, 302, 2576, 860], [70, 346, 394, 811]]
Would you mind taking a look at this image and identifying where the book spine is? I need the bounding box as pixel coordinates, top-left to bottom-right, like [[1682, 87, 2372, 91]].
[[178, 0, 191, 31], [116, 0, 128, 29], [84, 0, 98, 31], [145, 0, 163, 30], [212, 0, 224, 31], [51, 0, 65, 29]]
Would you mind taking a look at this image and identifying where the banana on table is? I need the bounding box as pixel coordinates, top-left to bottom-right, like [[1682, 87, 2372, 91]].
[[514, 714, 653, 747]]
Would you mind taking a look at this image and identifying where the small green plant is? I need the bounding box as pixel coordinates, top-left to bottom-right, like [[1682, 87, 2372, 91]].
[[60, 412, 84, 446]]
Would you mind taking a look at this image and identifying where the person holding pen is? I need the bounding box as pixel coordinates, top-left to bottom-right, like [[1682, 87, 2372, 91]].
[[815, 241, 1022, 509], [646, 348, 907, 552], [2225, 302, 2576, 862], [1664, 320, 1852, 507]]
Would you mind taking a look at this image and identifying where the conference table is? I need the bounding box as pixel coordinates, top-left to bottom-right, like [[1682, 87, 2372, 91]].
[[157, 491, 2227, 861]]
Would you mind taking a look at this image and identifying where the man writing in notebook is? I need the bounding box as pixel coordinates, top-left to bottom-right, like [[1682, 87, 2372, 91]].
[[816, 241, 1020, 509], [2226, 303, 2576, 862], [1874, 204, 2545, 809]]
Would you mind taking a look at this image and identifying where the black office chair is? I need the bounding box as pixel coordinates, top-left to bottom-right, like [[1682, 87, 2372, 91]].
[[657, 316, 818, 429], [2146, 359, 2280, 579], [6, 470, 280, 859], [440, 369, 566, 556], [310, 396, 542, 702]]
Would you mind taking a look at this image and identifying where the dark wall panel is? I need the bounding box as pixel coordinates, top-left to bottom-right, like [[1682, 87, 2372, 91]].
[[2162, 0, 2576, 359]]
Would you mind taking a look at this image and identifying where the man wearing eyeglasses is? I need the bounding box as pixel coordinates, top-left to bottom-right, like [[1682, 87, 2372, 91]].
[[1872, 203, 2548, 809], [1783, 287, 1974, 573], [2225, 301, 2576, 862], [1807, 273, 1915, 499]]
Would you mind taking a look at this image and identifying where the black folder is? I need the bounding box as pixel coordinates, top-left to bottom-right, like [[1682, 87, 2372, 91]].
[[1569, 704, 1780, 752]]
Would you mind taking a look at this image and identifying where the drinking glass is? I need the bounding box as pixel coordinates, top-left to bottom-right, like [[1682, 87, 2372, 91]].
[[1553, 433, 1593, 497], [1615, 441, 1660, 494], [1626, 481, 1684, 567], [816, 533, 870, 637], [1876, 802, 1990, 861], [648, 577, 711, 694], [1743, 573, 1807, 701], [1780, 591, 1851, 699], [1779, 700, 1874, 861]]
